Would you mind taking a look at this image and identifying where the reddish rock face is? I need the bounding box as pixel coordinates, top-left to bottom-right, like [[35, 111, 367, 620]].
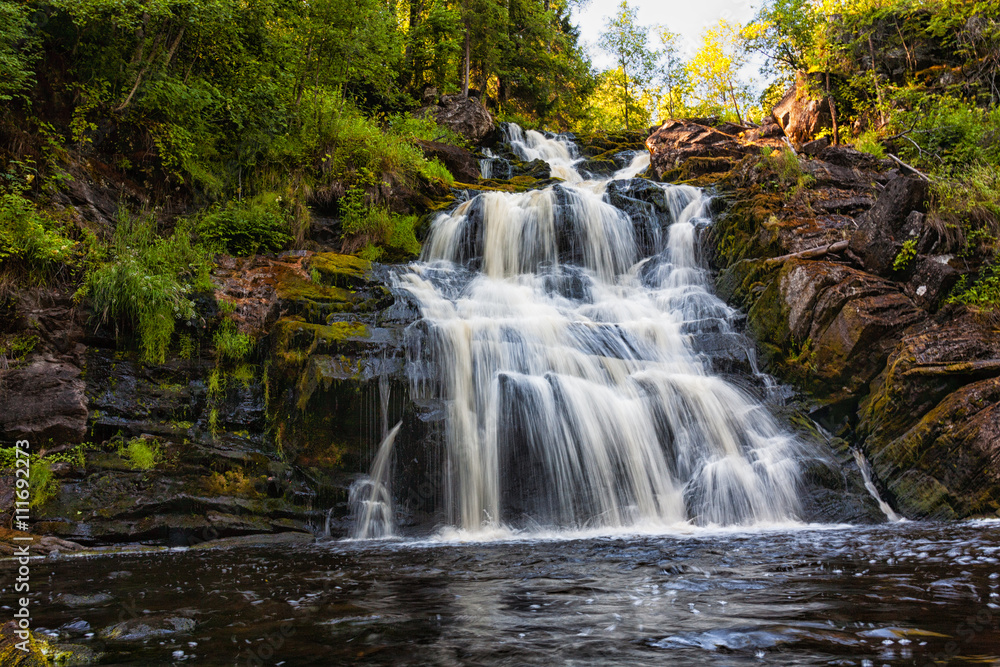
[[772, 74, 833, 145], [763, 259, 926, 401], [645, 120, 750, 180], [858, 313, 1000, 518]]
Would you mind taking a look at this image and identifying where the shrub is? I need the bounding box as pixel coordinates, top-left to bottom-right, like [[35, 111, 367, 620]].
[[388, 112, 467, 147], [340, 193, 421, 260], [213, 318, 254, 362], [203, 469, 262, 498], [119, 438, 162, 470], [0, 190, 75, 279], [197, 194, 292, 256], [30, 457, 60, 507], [893, 238, 918, 272], [79, 211, 213, 364], [853, 130, 887, 159], [758, 146, 814, 198], [893, 94, 1000, 172], [0, 332, 38, 367], [420, 158, 455, 185]]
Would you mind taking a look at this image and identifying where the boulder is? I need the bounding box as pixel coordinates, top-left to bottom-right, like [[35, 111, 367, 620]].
[[904, 255, 959, 311], [414, 96, 495, 144], [848, 174, 929, 276], [413, 139, 480, 182], [0, 622, 49, 667], [645, 120, 748, 181], [801, 136, 831, 155], [772, 73, 833, 145]]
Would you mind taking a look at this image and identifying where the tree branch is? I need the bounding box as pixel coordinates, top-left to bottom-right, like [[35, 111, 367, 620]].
[[763, 240, 849, 266], [887, 153, 932, 181]]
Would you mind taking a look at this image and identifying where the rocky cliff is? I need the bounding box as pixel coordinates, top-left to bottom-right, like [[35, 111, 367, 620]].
[[644, 103, 1000, 520]]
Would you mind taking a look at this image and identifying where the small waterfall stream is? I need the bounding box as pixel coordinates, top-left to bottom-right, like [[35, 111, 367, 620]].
[[395, 125, 807, 535]]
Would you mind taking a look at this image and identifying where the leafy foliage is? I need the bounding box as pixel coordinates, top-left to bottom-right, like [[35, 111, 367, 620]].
[[197, 195, 292, 256], [79, 212, 213, 364], [119, 438, 162, 470], [598, 1, 659, 131]]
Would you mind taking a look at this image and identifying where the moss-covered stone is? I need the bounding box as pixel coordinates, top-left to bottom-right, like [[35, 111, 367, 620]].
[[306, 252, 371, 288]]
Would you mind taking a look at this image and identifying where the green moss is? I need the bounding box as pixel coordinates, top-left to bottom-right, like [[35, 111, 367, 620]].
[[277, 275, 353, 304], [308, 252, 370, 287]]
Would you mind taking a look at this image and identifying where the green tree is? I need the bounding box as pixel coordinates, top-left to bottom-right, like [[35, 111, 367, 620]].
[[598, 0, 657, 131], [653, 27, 687, 120], [742, 0, 819, 85], [0, 1, 38, 102], [687, 19, 753, 123]]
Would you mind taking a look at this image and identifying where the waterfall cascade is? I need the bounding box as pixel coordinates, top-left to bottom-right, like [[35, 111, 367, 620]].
[[395, 124, 806, 535]]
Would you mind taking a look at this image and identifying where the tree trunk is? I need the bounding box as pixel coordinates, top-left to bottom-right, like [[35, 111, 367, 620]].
[[463, 19, 471, 98], [622, 63, 630, 131], [867, 34, 886, 125], [726, 78, 743, 126], [826, 72, 839, 145]]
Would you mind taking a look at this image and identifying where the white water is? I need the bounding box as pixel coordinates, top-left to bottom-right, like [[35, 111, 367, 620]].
[[398, 125, 805, 534], [350, 421, 402, 539], [853, 447, 904, 522]]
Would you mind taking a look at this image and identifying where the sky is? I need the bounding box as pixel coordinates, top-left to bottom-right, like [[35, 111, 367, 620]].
[[572, 0, 761, 68]]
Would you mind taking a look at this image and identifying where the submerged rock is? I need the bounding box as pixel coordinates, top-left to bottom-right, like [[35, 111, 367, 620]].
[[99, 615, 196, 641]]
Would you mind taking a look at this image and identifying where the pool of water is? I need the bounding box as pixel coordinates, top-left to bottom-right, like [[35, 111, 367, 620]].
[[24, 521, 1000, 665]]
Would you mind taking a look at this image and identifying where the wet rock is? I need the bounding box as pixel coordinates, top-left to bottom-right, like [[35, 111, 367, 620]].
[[848, 175, 929, 276], [0, 357, 88, 445], [605, 179, 673, 256], [0, 622, 49, 667], [190, 531, 315, 549], [856, 312, 1000, 518], [413, 139, 480, 182], [904, 255, 959, 311], [645, 120, 748, 181], [57, 593, 114, 608], [0, 528, 85, 556], [771, 74, 833, 145], [99, 615, 196, 641], [750, 259, 925, 403], [414, 96, 494, 144]]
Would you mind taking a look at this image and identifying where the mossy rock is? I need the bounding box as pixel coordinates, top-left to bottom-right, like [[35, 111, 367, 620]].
[[660, 156, 736, 186], [306, 253, 371, 288]]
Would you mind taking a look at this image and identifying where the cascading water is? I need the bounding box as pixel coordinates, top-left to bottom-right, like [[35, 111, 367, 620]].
[[397, 124, 806, 534], [350, 421, 403, 539]]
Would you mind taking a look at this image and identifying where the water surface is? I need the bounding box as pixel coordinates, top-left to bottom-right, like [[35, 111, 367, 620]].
[[28, 521, 1000, 665]]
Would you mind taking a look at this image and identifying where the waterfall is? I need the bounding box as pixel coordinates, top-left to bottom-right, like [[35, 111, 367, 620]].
[[350, 421, 403, 539], [397, 124, 805, 534]]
